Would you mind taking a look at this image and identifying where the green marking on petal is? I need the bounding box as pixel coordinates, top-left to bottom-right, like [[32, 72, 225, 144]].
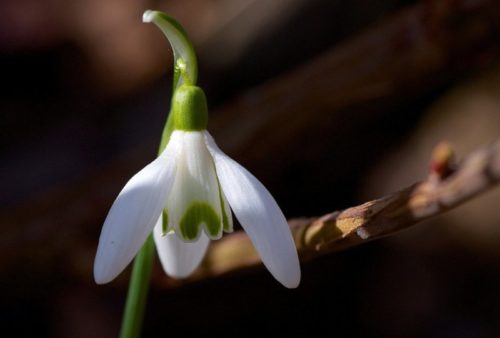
[[179, 201, 221, 240], [222, 204, 231, 233], [218, 183, 232, 233], [161, 209, 169, 235], [213, 168, 232, 233]]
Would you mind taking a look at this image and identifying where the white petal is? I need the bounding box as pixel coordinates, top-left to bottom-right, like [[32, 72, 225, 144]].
[[93, 136, 180, 284], [205, 132, 301, 288], [154, 215, 210, 278]]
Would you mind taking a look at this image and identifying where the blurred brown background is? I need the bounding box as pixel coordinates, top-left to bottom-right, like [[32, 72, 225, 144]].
[[1, 0, 500, 337]]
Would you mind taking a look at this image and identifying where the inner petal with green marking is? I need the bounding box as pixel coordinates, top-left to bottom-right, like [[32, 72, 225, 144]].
[[162, 130, 232, 241]]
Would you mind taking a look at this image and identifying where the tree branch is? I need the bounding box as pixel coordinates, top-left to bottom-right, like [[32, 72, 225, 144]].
[[177, 138, 500, 284]]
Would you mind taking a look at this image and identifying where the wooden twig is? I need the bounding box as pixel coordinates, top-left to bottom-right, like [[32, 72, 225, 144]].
[[177, 138, 500, 283]]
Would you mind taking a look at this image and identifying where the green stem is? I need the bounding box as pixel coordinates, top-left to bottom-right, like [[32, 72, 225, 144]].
[[119, 236, 155, 338]]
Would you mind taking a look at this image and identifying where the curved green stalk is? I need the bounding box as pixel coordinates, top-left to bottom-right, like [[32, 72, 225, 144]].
[[147, 9, 199, 152], [143, 10, 198, 88], [119, 10, 199, 338]]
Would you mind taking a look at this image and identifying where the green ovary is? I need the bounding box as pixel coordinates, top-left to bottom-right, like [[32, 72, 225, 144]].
[[179, 201, 221, 240]]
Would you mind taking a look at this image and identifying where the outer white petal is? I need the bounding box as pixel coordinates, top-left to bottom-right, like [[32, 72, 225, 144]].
[[93, 136, 180, 284], [153, 215, 210, 278], [204, 132, 301, 288]]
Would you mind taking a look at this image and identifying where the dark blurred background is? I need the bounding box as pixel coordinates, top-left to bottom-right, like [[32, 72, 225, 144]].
[[2, 0, 500, 337]]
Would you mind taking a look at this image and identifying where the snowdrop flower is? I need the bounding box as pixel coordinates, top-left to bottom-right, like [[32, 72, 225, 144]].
[[94, 85, 301, 288]]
